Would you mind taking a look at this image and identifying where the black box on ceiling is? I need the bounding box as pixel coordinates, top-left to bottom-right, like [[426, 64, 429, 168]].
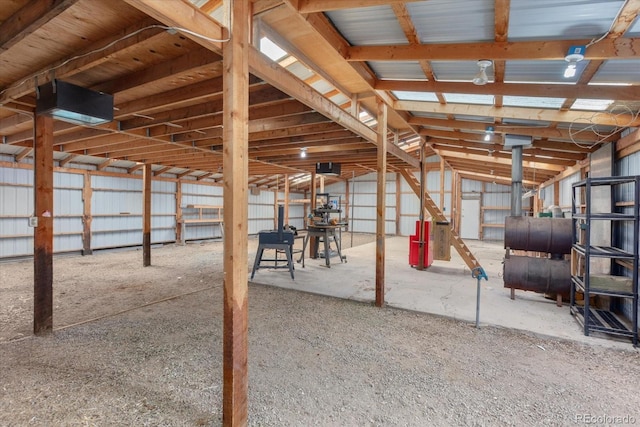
[[36, 79, 114, 126], [316, 162, 341, 176]]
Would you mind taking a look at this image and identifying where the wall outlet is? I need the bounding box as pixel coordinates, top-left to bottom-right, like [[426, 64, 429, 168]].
[[28, 216, 38, 227]]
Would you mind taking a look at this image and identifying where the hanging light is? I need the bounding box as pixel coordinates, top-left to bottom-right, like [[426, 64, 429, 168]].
[[564, 45, 585, 79], [484, 125, 495, 142], [473, 60, 492, 85], [300, 147, 307, 158]]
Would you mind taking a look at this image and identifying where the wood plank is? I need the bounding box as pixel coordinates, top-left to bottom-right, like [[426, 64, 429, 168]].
[[142, 163, 151, 267], [82, 172, 93, 255], [395, 100, 640, 127], [375, 99, 387, 307], [122, 0, 225, 54], [346, 37, 640, 61], [377, 79, 640, 101], [222, 0, 250, 424], [0, 0, 80, 52], [33, 114, 54, 335], [176, 181, 182, 243], [296, 0, 423, 13]]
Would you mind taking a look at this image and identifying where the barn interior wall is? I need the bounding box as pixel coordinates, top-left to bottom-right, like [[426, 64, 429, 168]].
[[0, 159, 304, 259]]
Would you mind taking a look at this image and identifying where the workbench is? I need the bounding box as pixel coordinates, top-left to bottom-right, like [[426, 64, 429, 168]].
[[298, 224, 346, 268]]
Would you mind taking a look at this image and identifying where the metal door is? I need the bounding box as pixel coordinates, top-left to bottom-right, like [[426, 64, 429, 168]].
[[461, 198, 480, 240]]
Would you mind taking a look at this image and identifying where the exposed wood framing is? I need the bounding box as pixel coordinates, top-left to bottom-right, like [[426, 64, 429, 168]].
[[142, 163, 151, 267], [82, 172, 93, 255], [222, 0, 250, 424], [375, 99, 387, 307], [33, 114, 54, 335]]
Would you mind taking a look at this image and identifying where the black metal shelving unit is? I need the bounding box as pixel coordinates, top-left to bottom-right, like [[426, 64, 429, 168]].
[[570, 176, 639, 346]]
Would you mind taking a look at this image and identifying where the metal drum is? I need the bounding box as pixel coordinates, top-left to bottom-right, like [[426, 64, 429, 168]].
[[504, 216, 572, 254], [503, 256, 571, 294]]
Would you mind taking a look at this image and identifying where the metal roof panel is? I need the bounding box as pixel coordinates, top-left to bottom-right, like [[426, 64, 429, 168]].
[[325, 6, 407, 46], [406, 0, 495, 43], [504, 60, 589, 83], [432, 61, 494, 82], [508, 0, 626, 41], [591, 60, 640, 84], [369, 61, 426, 80]]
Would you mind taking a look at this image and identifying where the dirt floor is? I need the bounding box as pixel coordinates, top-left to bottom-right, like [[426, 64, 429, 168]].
[[1, 234, 640, 426]]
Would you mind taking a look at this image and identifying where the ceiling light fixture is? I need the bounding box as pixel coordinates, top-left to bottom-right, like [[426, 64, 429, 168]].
[[36, 79, 113, 126], [473, 60, 492, 86], [300, 147, 307, 158], [564, 45, 585, 78], [484, 125, 495, 142]]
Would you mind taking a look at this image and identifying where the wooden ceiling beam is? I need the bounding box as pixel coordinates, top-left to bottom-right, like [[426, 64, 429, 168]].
[[346, 37, 640, 61], [295, 0, 423, 13], [409, 116, 615, 143], [98, 47, 223, 96], [431, 144, 578, 167], [434, 148, 567, 171], [0, 17, 164, 103], [122, 0, 224, 54], [378, 80, 640, 101], [0, 0, 80, 53], [396, 100, 640, 127]]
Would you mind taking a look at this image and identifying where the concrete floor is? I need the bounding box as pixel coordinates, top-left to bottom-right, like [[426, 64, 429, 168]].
[[250, 234, 634, 350]]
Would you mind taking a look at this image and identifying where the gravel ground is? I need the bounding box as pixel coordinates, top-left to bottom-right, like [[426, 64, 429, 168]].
[[1, 235, 640, 426]]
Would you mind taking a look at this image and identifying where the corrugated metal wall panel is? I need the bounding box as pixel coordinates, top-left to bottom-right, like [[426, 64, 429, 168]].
[[461, 179, 482, 192], [539, 184, 554, 209], [614, 151, 640, 324], [559, 172, 580, 211]]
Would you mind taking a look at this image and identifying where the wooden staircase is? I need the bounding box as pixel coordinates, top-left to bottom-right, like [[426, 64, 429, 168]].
[[399, 169, 481, 271]]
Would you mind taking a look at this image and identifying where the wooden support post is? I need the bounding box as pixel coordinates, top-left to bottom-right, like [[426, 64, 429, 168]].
[[375, 99, 387, 307], [455, 171, 462, 234], [82, 172, 93, 255], [222, 0, 250, 424], [283, 174, 289, 224], [142, 163, 152, 267], [344, 178, 350, 230], [395, 174, 401, 236], [33, 114, 54, 335], [309, 170, 317, 258], [175, 180, 183, 243], [440, 157, 445, 210], [418, 139, 426, 271]]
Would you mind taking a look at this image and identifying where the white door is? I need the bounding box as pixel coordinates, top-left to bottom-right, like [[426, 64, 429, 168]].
[[460, 198, 480, 240]]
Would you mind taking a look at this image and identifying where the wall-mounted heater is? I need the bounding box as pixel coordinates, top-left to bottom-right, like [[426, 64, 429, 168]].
[[316, 162, 341, 176], [36, 79, 113, 126]]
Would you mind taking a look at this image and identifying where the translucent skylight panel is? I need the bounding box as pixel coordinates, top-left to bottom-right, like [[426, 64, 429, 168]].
[[503, 96, 565, 109], [392, 91, 439, 102], [444, 94, 494, 105], [285, 62, 314, 81], [572, 99, 615, 111], [260, 37, 287, 62], [311, 80, 334, 94]]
